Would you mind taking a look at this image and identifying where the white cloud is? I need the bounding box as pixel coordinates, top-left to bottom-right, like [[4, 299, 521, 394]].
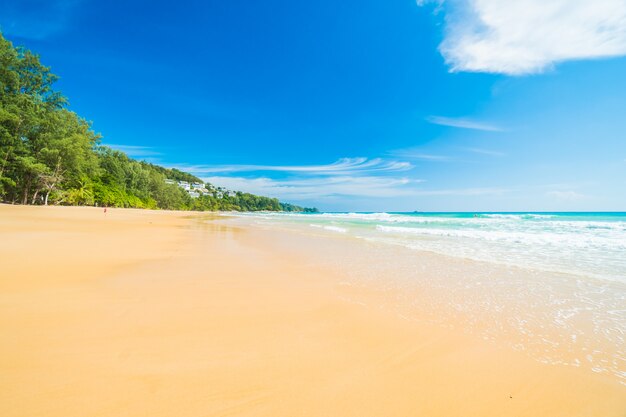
[[203, 175, 423, 199], [170, 157, 412, 175], [426, 115, 503, 131], [203, 174, 509, 201], [406, 153, 451, 161], [389, 148, 452, 161], [462, 147, 506, 157], [420, 0, 626, 75], [174, 156, 509, 204], [167, 157, 423, 203]]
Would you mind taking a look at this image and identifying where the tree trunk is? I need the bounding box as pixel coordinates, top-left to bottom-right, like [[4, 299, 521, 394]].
[[22, 175, 31, 205], [31, 190, 40, 205], [43, 158, 62, 206], [0, 147, 11, 178]]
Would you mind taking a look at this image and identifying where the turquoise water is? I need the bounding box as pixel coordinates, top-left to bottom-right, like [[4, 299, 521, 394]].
[[233, 211, 626, 384], [244, 212, 626, 283]]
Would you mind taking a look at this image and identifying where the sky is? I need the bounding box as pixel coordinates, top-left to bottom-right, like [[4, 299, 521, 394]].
[[1, 0, 625, 211]]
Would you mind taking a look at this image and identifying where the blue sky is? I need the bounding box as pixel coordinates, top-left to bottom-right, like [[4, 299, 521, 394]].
[[2, 0, 626, 211]]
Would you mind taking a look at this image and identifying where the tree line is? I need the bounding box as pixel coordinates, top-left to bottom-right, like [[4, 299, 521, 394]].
[[0, 33, 316, 213]]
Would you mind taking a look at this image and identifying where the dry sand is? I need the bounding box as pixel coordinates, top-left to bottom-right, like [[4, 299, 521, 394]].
[[1, 204, 624, 416]]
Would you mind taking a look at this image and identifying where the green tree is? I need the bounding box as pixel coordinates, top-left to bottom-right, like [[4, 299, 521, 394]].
[[0, 33, 316, 213]]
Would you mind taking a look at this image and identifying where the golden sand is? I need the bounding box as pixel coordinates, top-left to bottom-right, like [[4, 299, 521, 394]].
[[1, 205, 624, 416]]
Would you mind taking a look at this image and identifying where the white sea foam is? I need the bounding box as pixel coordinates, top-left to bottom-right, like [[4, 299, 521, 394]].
[[482, 213, 556, 220], [310, 224, 348, 233], [375, 224, 626, 249], [232, 211, 626, 384], [248, 212, 626, 283]]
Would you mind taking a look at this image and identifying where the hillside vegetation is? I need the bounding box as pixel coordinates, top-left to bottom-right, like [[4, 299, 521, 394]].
[[0, 34, 316, 212]]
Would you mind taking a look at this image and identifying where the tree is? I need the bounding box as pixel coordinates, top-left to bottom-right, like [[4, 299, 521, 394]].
[[0, 33, 316, 213]]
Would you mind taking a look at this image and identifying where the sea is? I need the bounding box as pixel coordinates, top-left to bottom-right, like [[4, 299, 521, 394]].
[[245, 211, 626, 282], [231, 211, 626, 384]]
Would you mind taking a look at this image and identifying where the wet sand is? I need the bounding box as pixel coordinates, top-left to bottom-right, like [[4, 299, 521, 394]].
[[1, 205, 624, 416]]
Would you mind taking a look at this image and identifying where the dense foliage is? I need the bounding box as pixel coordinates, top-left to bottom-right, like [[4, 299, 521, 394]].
[[0, 34, 316, 212]]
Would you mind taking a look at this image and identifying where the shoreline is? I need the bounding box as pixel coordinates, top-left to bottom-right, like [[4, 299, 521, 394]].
[[229, 214, 626, 384], [1, 205, 624, 416]]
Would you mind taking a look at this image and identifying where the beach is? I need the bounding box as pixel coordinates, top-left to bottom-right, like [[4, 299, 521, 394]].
[[1, 205, 624, 416]]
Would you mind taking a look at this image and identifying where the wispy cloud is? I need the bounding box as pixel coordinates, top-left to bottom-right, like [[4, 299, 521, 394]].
[[162, 157, 423, 203], [419, 0, 626, 75], [170, 157, 413, 176], [389, 146, 506, 164], [105, 144, 162, 158], [426, 116, 503, 132], [462, 147, 506, 157], [202, 176, 510, 201], [205, 174, 508, 201], [203, 175, 423, 199], [389, 148, 452, 162]]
